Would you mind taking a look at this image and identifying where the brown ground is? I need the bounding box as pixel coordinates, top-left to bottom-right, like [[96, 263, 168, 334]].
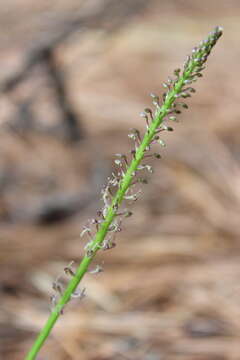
[[1, 1, 240, 359]]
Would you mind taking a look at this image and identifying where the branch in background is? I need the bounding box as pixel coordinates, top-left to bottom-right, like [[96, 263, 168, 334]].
[[0, 0, 148, 143], [10, 158, 109, 225]]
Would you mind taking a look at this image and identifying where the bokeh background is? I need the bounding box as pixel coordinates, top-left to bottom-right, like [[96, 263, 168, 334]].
[[0, 1, 240, 359]]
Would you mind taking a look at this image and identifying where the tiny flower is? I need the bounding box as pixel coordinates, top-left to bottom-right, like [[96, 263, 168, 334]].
[[89, 265, 104, 274], [64, 261, 75, 277], [158, 139, 166, 147], [71, 287, 86, 299], [52, 277, 63, 296]]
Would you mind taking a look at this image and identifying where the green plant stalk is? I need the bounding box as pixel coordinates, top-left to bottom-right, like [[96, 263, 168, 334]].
[[25, 27, 222, 360]]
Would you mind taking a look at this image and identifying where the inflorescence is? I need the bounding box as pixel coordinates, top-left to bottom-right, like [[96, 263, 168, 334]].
[[26, 26, 223, 360], [51, 25, 223, 312]]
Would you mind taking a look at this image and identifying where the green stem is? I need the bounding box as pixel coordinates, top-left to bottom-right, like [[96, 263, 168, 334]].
[[25, 27, 222, 360], [25, 67, 190, 360]]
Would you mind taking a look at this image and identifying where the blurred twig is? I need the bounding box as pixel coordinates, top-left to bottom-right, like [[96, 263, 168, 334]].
[[0, 0, 148, 142]]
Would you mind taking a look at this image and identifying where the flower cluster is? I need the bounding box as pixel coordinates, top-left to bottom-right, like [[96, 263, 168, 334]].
[[50, 27, 223, 311], [79, 26, 223, 262], [50, 262, 86, 314], [27, 26, 223, 360]]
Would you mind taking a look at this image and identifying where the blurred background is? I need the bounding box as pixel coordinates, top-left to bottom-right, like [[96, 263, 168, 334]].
[[0, 1, 240, 359]]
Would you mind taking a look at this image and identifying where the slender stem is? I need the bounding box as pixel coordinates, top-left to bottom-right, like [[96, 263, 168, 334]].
[[25, 27, 222, 360]]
